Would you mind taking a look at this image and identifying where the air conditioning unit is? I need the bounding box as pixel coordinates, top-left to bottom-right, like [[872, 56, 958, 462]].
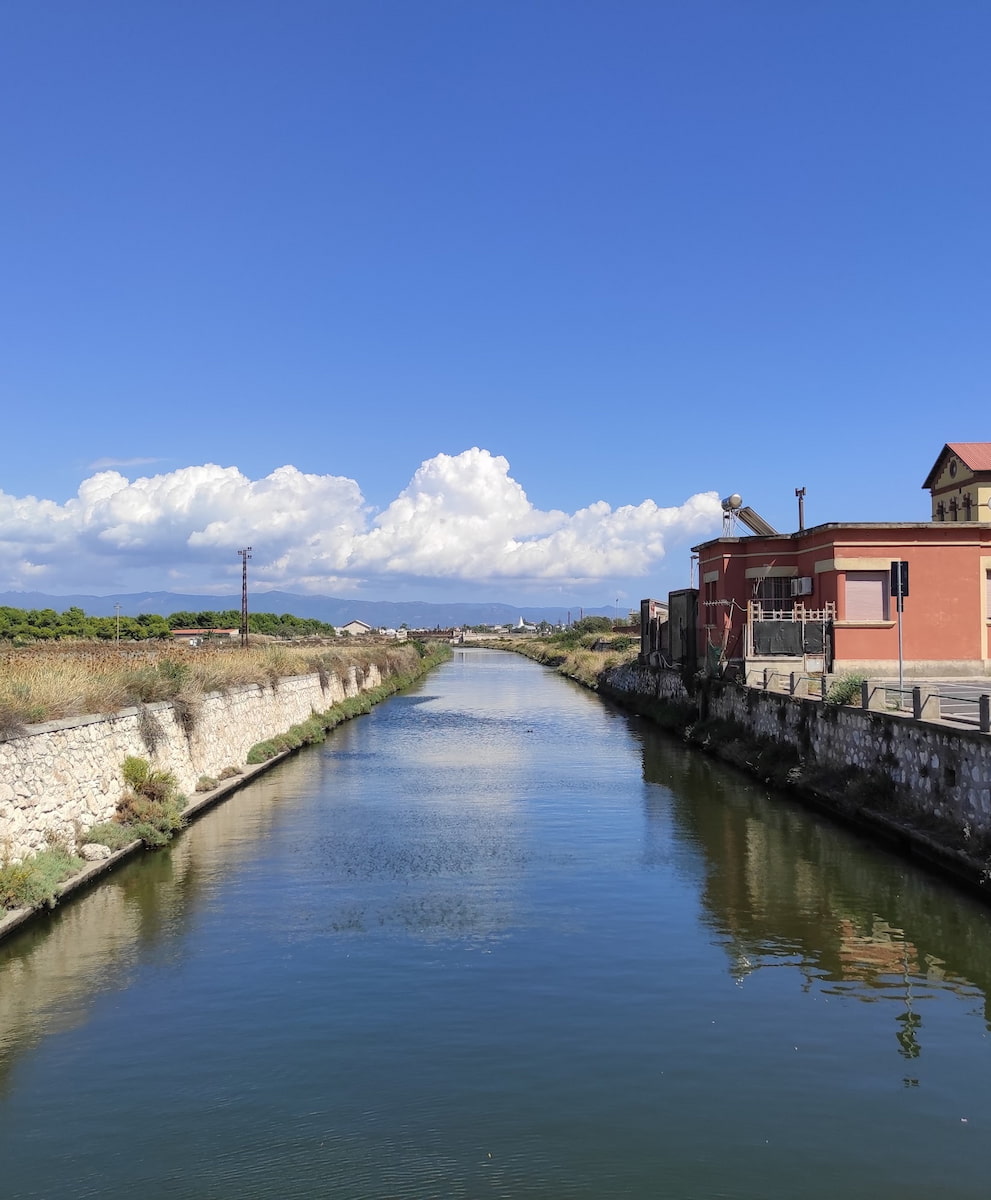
[[790, 577, 813, 597]]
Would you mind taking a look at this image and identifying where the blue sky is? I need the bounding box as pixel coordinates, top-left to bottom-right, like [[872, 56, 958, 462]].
[[2, 1, 989, 606]]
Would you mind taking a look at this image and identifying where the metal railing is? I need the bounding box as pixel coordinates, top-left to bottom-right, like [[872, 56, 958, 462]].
[[743, 668, 828, 700], [742, 670, 991, 733], [746, 601, 836, 622]]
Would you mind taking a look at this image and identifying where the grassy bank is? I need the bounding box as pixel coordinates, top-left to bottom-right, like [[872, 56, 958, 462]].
[[0, 640, 428, 737], [487, 635, 639, 688]]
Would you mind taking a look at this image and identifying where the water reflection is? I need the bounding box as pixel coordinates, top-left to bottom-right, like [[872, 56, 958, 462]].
[[0, 754, 313, 1096], [636, 718, 991, 1056], [2, 652, 991, 1199]]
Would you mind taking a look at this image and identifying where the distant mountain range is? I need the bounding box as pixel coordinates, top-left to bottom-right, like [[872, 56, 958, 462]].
[[0, 589, 618, 629]]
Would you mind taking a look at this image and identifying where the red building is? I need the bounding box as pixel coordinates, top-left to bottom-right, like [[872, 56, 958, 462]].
[[690, 444, 991, 678]]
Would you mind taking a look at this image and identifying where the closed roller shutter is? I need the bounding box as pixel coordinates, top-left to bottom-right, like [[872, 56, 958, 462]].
[[844, 572, 888, 621]]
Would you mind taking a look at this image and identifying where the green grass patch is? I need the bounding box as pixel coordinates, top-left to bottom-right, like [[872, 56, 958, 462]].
[[0, 845, 85, 911], [80, 822, 138, 852], [825, 672, 867, 706]]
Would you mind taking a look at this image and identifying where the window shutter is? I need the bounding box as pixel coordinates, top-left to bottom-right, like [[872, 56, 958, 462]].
[[845, 572, 888, 621]]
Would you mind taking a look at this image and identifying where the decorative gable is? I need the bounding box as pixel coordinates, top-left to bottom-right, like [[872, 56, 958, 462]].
[[923, 443, 991, 521]]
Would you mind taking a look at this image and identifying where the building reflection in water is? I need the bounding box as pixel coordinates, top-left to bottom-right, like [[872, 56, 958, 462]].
[[634, 716, 991, 1064]]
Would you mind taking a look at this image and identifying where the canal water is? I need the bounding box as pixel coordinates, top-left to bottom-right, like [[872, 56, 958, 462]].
[[2, 649, 991, 1199]]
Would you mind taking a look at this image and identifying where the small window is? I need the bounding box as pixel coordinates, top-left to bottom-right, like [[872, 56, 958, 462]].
[[752, 576, 794, 614], [844, 572, 889, 621]]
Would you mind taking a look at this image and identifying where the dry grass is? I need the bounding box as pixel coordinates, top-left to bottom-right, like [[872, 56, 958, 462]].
[[499, 638, 638, 688], [0, 640, 425, 731]]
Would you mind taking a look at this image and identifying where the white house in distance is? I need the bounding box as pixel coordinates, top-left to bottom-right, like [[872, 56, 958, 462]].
[[339, 619, 373, 637]]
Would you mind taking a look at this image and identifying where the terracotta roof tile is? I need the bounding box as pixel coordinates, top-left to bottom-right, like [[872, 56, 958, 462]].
[[923, 442, 991, 489], [947, 442, 991, 472]]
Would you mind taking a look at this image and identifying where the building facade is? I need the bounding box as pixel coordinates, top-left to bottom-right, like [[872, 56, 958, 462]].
[[689, 444, 991, 678]]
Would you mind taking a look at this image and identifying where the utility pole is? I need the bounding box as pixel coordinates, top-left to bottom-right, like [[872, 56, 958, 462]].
[[238, 547, 252, 648], [114, 603, 121, 645]]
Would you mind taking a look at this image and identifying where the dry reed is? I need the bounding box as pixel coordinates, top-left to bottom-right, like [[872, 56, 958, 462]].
[[0, 641, 425, 731]]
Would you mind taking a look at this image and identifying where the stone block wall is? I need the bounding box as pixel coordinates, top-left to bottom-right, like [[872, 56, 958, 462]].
[[0, 664, 380, 863], [605, 662, 991, 843]]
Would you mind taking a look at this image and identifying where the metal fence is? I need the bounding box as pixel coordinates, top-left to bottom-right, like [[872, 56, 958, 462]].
[[742, 670, 991, 732]]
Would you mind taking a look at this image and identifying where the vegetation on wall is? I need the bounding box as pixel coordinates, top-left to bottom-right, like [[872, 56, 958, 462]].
[[0, 642, 430, 734], [245, 643, 452, 763], [824, 672, 867, 706], [106, 755, 188, 848], [0, 841, 84, 911]]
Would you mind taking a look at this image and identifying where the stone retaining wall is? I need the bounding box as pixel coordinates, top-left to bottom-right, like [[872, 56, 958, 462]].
[[0, 664, 380, 862], [606, 662, 991, 851]]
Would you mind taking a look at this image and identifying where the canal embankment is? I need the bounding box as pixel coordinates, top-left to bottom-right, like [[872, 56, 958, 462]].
[[600, 659, 991, 893], [0, 643, 450, 935], [488, 636, 991, 894]]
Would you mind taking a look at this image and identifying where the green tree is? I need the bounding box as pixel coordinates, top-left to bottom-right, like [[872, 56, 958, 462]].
[[570, 615, 612, 634]]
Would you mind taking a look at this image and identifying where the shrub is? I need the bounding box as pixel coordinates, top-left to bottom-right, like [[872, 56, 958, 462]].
[[116, 794, 186, 847], [80, 822, 138, 851], [195, 775, 219, 792], [113, 756, 187, 847], [825, 673, 866, 706], [0, 845, 85, 910], [121, 755, 177, 801], [246, 738, 283, 764]]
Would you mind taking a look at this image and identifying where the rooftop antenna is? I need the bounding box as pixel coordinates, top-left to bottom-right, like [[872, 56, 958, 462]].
[[795, 487, 806, 531]]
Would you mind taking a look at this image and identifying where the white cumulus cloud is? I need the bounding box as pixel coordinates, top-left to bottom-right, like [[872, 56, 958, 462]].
[[0, 450, 721, 595]]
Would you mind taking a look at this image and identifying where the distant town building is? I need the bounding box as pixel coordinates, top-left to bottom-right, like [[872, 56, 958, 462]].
[[340, 620, 373, 637]]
